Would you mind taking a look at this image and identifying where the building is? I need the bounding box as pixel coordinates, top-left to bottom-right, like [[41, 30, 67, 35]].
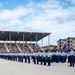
[[57, 37, 75, 50], [57, 39, 66, 50], [42, 45, 57, 51], [67, 37, 75, 50]]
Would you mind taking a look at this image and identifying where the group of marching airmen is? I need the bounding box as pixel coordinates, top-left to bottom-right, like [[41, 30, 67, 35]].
[[0, 48, 75, 67]]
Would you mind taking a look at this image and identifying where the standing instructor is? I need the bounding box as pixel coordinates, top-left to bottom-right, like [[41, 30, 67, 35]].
[[69, 48, 75, 67]]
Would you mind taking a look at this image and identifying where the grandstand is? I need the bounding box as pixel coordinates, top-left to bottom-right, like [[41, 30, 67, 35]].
[[0, 31, 51, 53]]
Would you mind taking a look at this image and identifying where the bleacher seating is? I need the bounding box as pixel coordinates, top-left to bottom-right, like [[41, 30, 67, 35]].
[[0, 43, 7, 52], [6, 43, 20, 53], [0, 43, 42, 53], [18, 43, 31, 52], [28, 43, 41, 51]]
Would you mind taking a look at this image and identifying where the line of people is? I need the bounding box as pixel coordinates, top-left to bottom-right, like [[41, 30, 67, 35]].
[[0, 50, 69, 66], [32, 51, 67, 66], [68, 48, 75, 67], [0, 52, 31, 63], [32, 51, 52, 66]]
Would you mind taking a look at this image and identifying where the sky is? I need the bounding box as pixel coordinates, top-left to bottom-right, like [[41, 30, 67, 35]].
[[0, 0, 75, 46]]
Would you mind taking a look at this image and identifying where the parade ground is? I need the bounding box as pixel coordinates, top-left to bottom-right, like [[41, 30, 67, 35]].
[[0, 59, 75, 75]]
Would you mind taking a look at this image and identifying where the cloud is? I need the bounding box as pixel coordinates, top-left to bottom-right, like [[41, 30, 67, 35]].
[[69, 0, 75, 5], [23, 0, 75, 45], [0, 0, 75, 45], [0, 5, 33, 31], [0, 6, 33, 20]]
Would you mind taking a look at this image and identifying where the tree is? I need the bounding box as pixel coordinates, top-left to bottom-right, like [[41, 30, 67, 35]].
[[51, 48, 57, 52], [45, 48, 49, 52]]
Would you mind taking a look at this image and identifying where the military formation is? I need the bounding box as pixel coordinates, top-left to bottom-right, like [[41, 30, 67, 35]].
[[0, 51, 69, 65], [0, 49, 75, 67]]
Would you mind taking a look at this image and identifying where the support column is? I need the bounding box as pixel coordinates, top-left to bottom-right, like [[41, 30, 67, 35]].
[[23, 33, 25, 51], [9, 33, 11, 46], [42, 38, 43, 47], [48, 34, 51, 50], [42, 33, 44, 47], [48, 34, 50, 46], [36, 34, 38, 50], [36, 34, 37, 45], [18, 38, 20, 46]]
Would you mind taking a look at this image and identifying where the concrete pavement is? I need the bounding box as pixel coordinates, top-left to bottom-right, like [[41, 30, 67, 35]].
[[0, 59, 75, 75]]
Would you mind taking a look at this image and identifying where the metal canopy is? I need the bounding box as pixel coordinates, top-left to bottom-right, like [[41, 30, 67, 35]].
[[0, 31, 51, 41]]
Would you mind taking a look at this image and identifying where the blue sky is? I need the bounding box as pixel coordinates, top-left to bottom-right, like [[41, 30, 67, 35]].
[[0, 0, 75, 46]]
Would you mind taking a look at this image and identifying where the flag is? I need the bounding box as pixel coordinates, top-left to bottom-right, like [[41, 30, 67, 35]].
[[62, 44, 66, 51]]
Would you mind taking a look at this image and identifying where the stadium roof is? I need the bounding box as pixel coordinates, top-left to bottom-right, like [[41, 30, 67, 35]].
[[0, 31, 51, 41]]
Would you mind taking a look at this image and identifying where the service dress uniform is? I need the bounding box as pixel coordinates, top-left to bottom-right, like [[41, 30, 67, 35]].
[[69, 49, 75, 67]]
